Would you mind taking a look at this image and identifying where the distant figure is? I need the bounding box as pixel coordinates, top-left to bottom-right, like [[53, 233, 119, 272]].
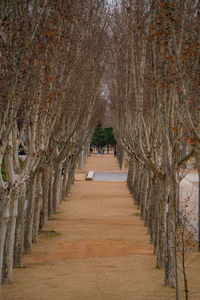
[[114, 150, 117, 157]]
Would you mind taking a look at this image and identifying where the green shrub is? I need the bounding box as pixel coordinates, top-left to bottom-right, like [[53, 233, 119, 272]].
[[1, 157, 24, 182]]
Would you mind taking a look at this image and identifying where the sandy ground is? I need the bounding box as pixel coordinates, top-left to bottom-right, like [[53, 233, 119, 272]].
[[2, 154, 200, 300]]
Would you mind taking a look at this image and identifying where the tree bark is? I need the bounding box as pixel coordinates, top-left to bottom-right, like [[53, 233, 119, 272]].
[[62, 160, 68, 200], [156, 178, 168, 269], [2, 189, 18, 284], [24, 173, 37, 254], [140, 169, 149, 219], [144, 174, 153, 227], [147, 176, 156, 244], [78, 150, 84, 170], [14, 182, 26, 267], [32, 172, 42, 243], [133, 161, 142, 206], [53, 161, 62, 213], [127, 162, 134, 194], [165, 176, 176, 287], [66, 158, 77, 195], [40, 166, 50, 228], [48, 165, 54, 218], [0, 196, 9, 289], [119, 148, 125, 170]]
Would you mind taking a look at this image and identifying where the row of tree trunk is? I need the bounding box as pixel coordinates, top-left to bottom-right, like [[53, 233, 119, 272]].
[[0, 0, 109, 296], [109, 1, 200, 298]]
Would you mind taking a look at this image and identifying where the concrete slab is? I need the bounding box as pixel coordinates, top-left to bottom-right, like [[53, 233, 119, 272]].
[[93, 172, 128, 182]]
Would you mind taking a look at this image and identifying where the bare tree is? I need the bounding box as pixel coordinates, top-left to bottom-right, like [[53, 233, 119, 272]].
[[0, 0, 109, 294]]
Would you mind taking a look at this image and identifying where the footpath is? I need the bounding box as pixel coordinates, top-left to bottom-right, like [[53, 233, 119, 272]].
[[2, 154, 200, 299]]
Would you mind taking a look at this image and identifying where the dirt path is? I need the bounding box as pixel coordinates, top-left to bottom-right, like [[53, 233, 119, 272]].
[[2, 154, 200, 299]]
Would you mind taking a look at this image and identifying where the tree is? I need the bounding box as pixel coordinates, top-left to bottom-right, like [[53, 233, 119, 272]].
[[92, 123, 116, 150], [92, 123, 107, 148], [0, 0, 109, 295], [108, 1, 198, 295]]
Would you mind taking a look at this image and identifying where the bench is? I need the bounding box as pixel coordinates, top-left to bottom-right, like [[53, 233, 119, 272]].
[[86, 171, 94, 181]]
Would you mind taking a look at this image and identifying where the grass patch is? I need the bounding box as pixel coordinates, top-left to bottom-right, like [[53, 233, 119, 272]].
[[53, 211, 61, 215], [40, 230, 61, 239], [15, 265, 29, 269], [124, 161, 129, 168]]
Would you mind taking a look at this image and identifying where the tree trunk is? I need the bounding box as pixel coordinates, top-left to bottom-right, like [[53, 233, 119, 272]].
[[144, 173, 153, 227], [62, 160, 68, 200], [84, 145, 89, 163], [32, 172, 42, 243], [120, 148, 125, 170], [127, 160, 135, 196], [140, 170, 149, 219], [48, 165, 54, 218], [147, 176, 156, 244], [165, 176, 177, 287], [2, 189, 18, 284], [24, 173, 37, 254], [53, 161, 62, 213], [156, 178, 168, 269], [153, 193, 160, 255], [14, 182, 26, 267], [78, 150, 84, 170], [194, 145, 200, 251], [131, 161, 136, 195], [66, 159, 77, 195], [132, 161, 142, 206], [40, 166, 50, 228], [127, 163, 133, 193], [0, 197, 9, 289], [71, 158, 78, 185]]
